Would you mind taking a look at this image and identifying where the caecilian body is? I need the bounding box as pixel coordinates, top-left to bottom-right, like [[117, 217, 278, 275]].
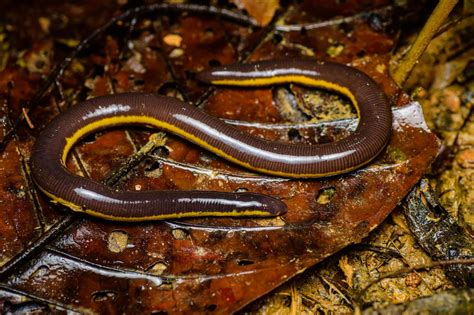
[[30, 59, 392, 221]]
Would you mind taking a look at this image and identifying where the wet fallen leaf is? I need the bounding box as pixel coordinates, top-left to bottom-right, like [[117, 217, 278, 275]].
[[0, 1, 442, 313]]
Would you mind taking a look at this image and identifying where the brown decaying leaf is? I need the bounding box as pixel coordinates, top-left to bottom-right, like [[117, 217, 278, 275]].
[[0, 1, 441, 313]]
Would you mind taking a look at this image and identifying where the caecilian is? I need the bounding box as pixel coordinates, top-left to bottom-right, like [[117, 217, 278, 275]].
[[30, 59, 392, 221]]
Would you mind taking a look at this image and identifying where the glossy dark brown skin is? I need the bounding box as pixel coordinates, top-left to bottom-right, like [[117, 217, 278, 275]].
[[30, 94, 286, 220], [197, 59, 392, 175], [30, 59, 392, 220]]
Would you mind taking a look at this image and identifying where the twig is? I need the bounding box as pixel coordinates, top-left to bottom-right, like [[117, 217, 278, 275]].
[[21, 107, 34, 129], [320, 276, 352, 305], [274, 6, 392, 32], [104, 132, 167, 186], [392, 0, 459, 86], [290, 284, 298, 315]]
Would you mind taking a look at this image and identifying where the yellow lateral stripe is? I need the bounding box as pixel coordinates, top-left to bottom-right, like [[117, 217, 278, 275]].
[[210, 76, 361, 118], [61, 114, 363, 178], [38, 170, 272, 220], [36, 184, 83, 212], [83, 208, 272, 222], [61, 75, 363, 178], [47, 75, 371, 218], [42, 183, 270, 221]]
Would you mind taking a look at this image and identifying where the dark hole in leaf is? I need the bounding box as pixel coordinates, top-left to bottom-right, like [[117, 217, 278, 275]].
[[272, 33, 283, 44], [152, 146, 170, 158], [144, 158, 162, 172], [35, 60, 45, 69], [158, 81, 179, 95], [92, 64, 105, 76], [237, 259, 255, 266], [204, 26, 215, 33], [250, 25, 259, 32], [315, 187, 336, 204], [288, 128, 302, 141], [134, 78, 145, 85], [49, 13, 68, 30], [340, 22, 353, 33], [185, 70, 196, 81], [234, 187, 249, 193], [129, 28, 145, 40], [208, 59, 221, 67], [206, 304, 217, 311], [92, 290, 118, 302], [357, 49, 366, 58], [81, 132, 99, 144], [300, 27, 307, 36]]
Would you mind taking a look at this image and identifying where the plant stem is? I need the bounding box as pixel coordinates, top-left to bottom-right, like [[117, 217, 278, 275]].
[[393, 0, 459, 86]]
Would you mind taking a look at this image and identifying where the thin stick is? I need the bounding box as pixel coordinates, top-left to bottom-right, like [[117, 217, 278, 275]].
[[21, 107, 34, 129], [392, 0, 459, 86]]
